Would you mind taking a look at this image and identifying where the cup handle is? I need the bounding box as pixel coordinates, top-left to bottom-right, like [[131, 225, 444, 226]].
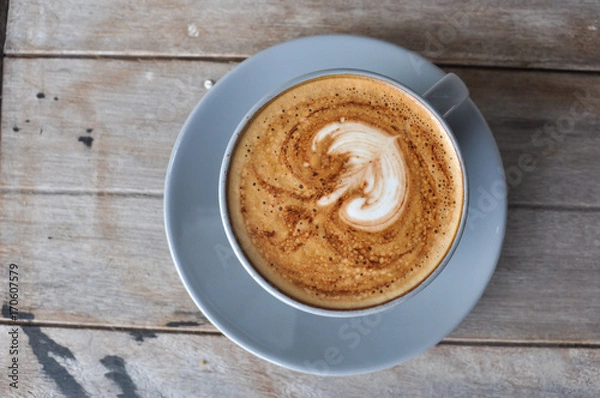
[[422, 73, 469, 118]]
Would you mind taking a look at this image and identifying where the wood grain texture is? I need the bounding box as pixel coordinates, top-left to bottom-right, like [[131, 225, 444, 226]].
[[454, 207, 600, 342], [0, 58, 232, 194], [2, 58, 599, 206], [451, 67, 600, 208], [2, 0, 599, 393], [1, 192, 598, 342], [0, 193, 211, 331], [5, 0, 600, 71], [1, 325, 599, 397]]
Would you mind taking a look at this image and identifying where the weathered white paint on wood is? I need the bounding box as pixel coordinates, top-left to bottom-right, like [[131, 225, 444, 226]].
[[454, 207, 600, 342], [455, 68, 600, 208], [1, 192, 598, 342], [0, 193, 211, 331], [3, 0, 598, 394], [2, 59, 599, 206], [1, 58, 233, 194], [1, 325, 599, 397], [6, 0, 600, 70]]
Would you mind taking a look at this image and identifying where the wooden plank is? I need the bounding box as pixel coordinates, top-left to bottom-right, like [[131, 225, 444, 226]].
[[453, 207, 600, 342], [0, 193, 211, 331], [0, 58, 232, 194], [1, 193, 599, 343], [1, 325, 599, 397], [451, 67, 600, 208], [5, 0, 600, 71], [2, 58, 600, 206]]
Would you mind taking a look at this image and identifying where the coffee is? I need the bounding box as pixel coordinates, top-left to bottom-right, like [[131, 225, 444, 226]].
[[226, 74, 464, 310]]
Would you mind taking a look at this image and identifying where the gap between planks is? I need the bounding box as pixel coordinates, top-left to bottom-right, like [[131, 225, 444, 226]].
[[0, 187, 163, 198], [3, 188, 599, 213], [3, 51, 247, 64], [2, 319, 600, 349], [4, 53, 600, 76]]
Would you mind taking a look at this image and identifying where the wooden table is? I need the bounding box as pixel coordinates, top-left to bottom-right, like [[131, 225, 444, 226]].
[[1, 1, 599, 396]]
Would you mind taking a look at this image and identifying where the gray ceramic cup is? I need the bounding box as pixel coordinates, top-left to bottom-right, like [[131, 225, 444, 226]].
[[219, 69, 470, 318]]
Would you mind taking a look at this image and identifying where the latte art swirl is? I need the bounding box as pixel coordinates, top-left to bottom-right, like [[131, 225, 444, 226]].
[[312, 121, 407, 232], [226, 74, 464, 310]]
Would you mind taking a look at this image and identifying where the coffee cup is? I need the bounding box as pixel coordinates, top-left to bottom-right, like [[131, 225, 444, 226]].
[[219, 68, 469, 317]]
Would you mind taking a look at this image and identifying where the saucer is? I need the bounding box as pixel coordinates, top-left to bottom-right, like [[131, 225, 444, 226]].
[[164, 35, 506, 375]]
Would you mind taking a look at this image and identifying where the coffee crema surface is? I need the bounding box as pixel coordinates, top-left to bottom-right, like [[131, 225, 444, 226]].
[[227, 74, 464, 310]]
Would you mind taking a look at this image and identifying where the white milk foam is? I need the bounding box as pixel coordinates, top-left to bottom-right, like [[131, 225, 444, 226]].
[[312, 120, 407, 232]]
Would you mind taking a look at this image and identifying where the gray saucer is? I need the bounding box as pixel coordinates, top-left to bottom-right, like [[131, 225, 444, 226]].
[[164, 34, 506, 375]]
